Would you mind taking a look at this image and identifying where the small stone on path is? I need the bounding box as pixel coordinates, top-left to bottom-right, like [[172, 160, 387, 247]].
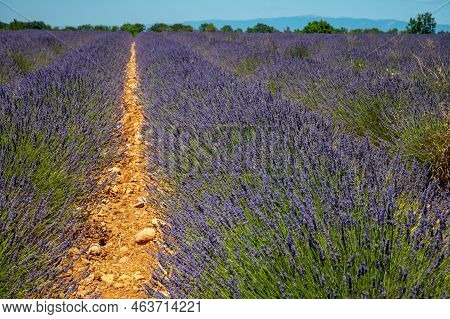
[[118, 274, 131, 281], [133, 227, 156, 244], [119, 256, 129, 263], [89, 243, 101, 256], [151, 218, 167, 226], [101, 274, 115, 285], [133, 274, 145, 281]]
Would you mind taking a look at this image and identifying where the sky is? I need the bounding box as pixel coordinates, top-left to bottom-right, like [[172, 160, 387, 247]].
[[0, 0, 449, 26]]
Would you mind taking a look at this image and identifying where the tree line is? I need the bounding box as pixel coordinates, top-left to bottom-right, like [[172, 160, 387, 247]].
[[0, 13, 446, 35], [0, 20, 146, 36]]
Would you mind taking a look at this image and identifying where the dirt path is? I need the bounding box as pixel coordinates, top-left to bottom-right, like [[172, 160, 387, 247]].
[[71, 42, 162, 299]]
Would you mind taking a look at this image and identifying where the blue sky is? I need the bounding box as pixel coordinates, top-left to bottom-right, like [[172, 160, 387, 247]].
[[1, 0, 449, 26]]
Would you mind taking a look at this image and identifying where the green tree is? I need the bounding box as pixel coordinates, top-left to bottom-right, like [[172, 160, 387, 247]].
[[111, 26, 119, 31], [407, 12, 436, 34], [220, 25, 233, 32], [120, 23, 145, 36], [77, 24, 94, 30], [2, 20, 52, 30], [334, 27, 348, 34], [387, 28, 399, 34], [303, 20, 334, 33], [350, 28, 363, 34], [23, 21, 51, 30], [133, 23, 146, 34], [199, 23, 217, 32], [149, 23, 171, 32], [170, 23, 193, 32], [63, 26, 77, 31], [235, 28, 243, 33], [9, 19, 25, 30], [247, 23, 277, 33], [364, 28, 383, 34], [94, 25, 111, 31]]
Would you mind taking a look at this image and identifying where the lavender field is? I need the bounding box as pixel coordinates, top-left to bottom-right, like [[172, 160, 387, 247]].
[[0, 30, 448, 299], [0, 30, 132, 297]]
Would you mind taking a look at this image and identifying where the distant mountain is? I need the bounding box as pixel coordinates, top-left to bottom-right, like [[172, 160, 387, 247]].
[[178, 15, 450, 32]]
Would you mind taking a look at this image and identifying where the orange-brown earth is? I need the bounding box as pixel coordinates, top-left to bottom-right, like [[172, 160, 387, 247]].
[[69, 42, 165, 299]]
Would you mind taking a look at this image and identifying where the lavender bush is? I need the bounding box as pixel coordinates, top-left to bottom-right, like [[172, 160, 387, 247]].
[[0, 30, 102, 84], [167, 33, 449, 183], [0, 31, 132, 298], [137, 33, 449, 299]]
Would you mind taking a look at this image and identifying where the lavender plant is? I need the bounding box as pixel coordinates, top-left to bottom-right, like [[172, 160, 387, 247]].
[[0, 30, 102, 84], [0, 31, 132, 298], [168, 33, 449, 183], [137, 34, 449, 299]]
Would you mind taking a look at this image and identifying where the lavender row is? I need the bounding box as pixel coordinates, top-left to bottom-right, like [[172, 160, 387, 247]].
[[0, 30, 103, 84], [136, 33, 448, 298], [167, 32, 449, 84], [0, 31, 132, 297], [167, 33, 449, 183]]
